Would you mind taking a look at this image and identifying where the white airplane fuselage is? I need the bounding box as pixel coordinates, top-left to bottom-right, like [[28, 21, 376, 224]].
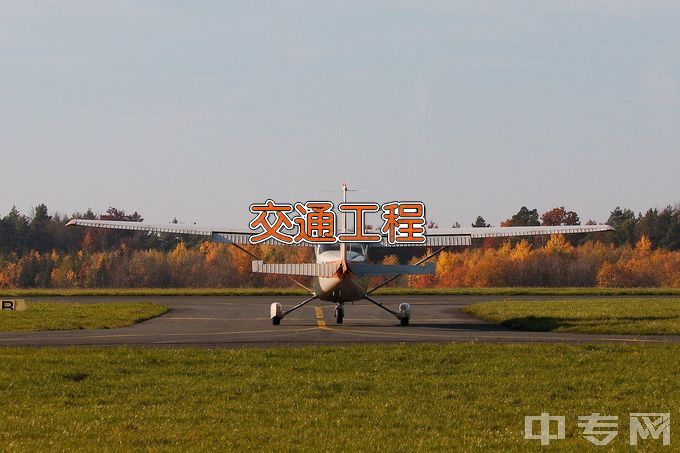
[[313, 246, 368, 303]]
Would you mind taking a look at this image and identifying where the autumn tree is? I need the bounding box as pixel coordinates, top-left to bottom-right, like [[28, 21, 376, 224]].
[[540, 207, 580, 226]]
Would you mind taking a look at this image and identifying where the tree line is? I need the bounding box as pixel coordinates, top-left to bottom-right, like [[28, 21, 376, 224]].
[[0, 203, 678, 288]]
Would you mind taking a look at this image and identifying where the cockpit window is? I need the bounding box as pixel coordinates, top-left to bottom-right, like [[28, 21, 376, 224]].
[[347, 243, 367, 254], [317, 243, 367, 255], [318, 244, 341, 254]]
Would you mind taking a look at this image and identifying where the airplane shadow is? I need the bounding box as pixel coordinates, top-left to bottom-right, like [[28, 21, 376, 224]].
[[410, 322, 510, 331], [343, 321, 508, 331]]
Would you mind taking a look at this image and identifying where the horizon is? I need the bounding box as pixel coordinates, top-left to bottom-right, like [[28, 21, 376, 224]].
[[0, 198, 675, 228]]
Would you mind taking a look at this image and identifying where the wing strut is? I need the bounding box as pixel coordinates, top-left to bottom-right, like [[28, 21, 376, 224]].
[[282, 294, 319, 318], [366, 246, 449, 294], [363, 293, 400, 317]]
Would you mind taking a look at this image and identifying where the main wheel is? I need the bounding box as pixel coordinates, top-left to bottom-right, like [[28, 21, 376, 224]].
[[398, 303, 411, 327], [335, 305, 344, 324], [270, 303, 283, 326]]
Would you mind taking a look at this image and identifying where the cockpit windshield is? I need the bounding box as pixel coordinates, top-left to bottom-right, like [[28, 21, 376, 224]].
[[318, 244, 340, 254], [317, 243, 367, 255], [348, 243, 368, 254]]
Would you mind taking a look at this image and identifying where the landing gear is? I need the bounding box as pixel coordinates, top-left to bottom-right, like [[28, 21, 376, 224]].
[[269, 295, 318, 326], [362, 295, 413, 326], [269, 294, 412, 327], [270, 302, 283, 325], [334, 304, 344, 324], [398, 303, 411, 327]]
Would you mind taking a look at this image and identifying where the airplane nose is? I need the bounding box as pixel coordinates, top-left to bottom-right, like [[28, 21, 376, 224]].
[[325, 276, 343, 291]]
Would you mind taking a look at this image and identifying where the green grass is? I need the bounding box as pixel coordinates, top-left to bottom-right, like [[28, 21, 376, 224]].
[[0, 344, 676, 451], [464, 298, 680, 335], [0, 302, 167, 332], [2, 287, 680, 297]]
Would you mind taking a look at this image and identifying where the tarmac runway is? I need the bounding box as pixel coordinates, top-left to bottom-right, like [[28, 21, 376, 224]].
[[1, 295, 679, 347]]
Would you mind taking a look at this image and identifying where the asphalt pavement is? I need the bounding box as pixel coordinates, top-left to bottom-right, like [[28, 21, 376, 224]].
[[1, 295, 678, 347]]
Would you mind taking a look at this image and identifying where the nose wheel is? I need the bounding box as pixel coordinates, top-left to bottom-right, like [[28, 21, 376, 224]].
[[334, 304, 344, 324]]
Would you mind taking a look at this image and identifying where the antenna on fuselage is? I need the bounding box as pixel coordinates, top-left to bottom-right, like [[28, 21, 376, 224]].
[[340, 182, 348, 269]]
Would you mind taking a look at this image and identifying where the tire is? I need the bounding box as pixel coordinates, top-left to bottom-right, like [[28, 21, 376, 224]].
[[400, 317, 409, 326], [335, 306, 344, 324], [272, 317, 281, 325]]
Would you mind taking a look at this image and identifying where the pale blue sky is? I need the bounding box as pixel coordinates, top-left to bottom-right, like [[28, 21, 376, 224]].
[[1, 1, 678, 227]]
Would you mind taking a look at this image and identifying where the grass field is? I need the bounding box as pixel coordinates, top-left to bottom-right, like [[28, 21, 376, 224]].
[[0, 303, 167, 332], [0, 344, 676, 451], [464, 298, 680, 335], [2, 287, 680, 297]]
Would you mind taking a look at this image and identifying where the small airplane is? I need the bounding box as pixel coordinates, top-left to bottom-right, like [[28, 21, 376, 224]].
[[68, 184, 613, 326]]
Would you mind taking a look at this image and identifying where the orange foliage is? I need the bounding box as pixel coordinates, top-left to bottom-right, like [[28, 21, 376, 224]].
[[1, 235, 680, 288]]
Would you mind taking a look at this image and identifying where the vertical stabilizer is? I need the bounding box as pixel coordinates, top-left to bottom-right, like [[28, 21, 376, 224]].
[[340, 183, 348, 271]]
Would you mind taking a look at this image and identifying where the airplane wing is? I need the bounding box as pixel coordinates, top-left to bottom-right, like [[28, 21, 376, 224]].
[[68, 219, 614, 247], [433, 224, 614, 238], [375, 224, 614, 247], [66, 219, 291, 246]]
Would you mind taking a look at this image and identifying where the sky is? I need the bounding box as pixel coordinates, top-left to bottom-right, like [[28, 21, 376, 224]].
[[1, 1, 679, 228]]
